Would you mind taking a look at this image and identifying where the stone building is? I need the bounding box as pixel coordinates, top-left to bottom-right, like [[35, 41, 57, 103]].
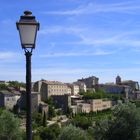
[[90, 99, 111, 112], [51, 94, 71, 113], [40, 80, 69, 101], [67, 84, 79, 95], [73, 81, 87, 93], [17, 91, 40, 112], [78, 76, 99, 91], [0, 90, 20, 109], [33, 80, 43, 92], [121, 80, 139, 91], [116, 75, 121, 85], [77, 103, 91, 113], [67, 87, 72, 95], [115, 75, 139, 91], [99, 84, 125, 94], [71, 99, 112, 114], [39, 102, 48, 115]]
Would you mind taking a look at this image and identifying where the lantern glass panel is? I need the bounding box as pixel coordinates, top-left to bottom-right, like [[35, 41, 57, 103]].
[[18, 24, 37, 48]]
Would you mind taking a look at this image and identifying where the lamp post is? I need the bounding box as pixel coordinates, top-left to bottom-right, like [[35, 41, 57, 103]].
[[16, 11, 40, 140]]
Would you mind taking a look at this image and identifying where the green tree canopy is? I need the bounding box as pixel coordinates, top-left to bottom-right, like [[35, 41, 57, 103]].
[[82, 91, 123, 101], [58, 124, 92, 140], [71, 115, 92, 130], [32, 112, 43, 128], [8, 81, 26, 89], [94, 103, 140, 140], [0, 110, 23, 140], [0, 83, 8, 90], [48, 105, 56, 120], [37, 123, 60, 140]]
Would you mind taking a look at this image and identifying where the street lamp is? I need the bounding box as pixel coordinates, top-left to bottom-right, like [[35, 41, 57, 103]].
[[16, 11, 40, 140]]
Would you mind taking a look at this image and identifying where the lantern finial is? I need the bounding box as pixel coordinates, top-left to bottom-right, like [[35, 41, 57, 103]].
[[24, 11, 32, 16]]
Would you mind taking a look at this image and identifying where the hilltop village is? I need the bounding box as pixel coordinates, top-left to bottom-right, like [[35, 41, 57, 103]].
[[0, 75, 139, 116], [0, 75, 140, 139]]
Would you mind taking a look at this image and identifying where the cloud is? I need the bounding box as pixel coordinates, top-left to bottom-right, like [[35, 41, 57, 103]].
[[0, 52, 23, 64], [74, 30, 140, 48], [39, 24, 140, 48], [40, 50, 115, 58], [82, 34, 140, 48], [0, 52, 19, 60], [39, 26, 86, 35], [41, 1, 140, 15]]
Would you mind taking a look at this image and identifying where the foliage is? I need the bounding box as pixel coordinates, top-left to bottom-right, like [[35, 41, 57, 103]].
[[83, 92, 103, 99], [58, 124, 92, 140], [56, 109, 63, 116], [37, 123, 60, 140], [33, 134, 41, 140], [0, 107, 5, 115], [45, 97, 54, 106], [93, 103, 140, 140], [71, 115, 92, 130], [48, 105, 56, 120], [0, 83, 8, 90], [66, 107, 72, 117], [79, 91, 86, 95], [130, 100, 140, 107], [32, 112, 43, 128], [8, 81, 26, 89], [13, 104, 20, 114], [0, 110, 23, 140], [42, 111, 47, 127], [75, 109, 112, 122], [82, 90, 123, 101]]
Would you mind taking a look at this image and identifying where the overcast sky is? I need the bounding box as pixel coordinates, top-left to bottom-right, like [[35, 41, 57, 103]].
[[1, 0, 140, 83]]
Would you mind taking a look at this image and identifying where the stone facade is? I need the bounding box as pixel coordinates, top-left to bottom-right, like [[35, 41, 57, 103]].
[[17, 91, 40, 112], [0, 90, 20, 109], [51, 94, 71, 113], [78, 76, 99, 90], [73, 81, 87, 93], [121, 80, 139, 91], [99, 84, 125, 94], [116, 75, 121, 85], [40, 81, 69, 101], [71, 99, 112, 114], [90, 99, 111, 112], [33, 80, 43, 92], [39, 102, 48, 115], [70, 84, 79, 95]]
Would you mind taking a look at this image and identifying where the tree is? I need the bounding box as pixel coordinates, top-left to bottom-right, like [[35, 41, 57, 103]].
[[0, 110, 23, 140], [32, 112, 43, 128], [82, 90, 123, 101], [45, 97, 54, 106], [94, 103, 140, 140], [42, 111, 46, 127], [8, 81, 26, 89], [66, 107, 72, 118], [58, 124, 92, 140], [38, 123, 60, 140], [48, 105, 56, 120], [0, 83, 7, 90], [72, 115, 92, 130]]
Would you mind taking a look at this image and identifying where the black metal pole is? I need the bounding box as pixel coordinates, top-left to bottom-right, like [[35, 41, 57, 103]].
[[25, 51, 32, 140]]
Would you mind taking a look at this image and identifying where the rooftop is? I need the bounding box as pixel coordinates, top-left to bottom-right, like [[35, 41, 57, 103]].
[[0, 90, 20, 95], [121, 80, 137, 83], [42, 80, 65, 85]]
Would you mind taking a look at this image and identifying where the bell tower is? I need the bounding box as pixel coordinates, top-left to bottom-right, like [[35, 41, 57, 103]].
[[116, 75, 121, 85]]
